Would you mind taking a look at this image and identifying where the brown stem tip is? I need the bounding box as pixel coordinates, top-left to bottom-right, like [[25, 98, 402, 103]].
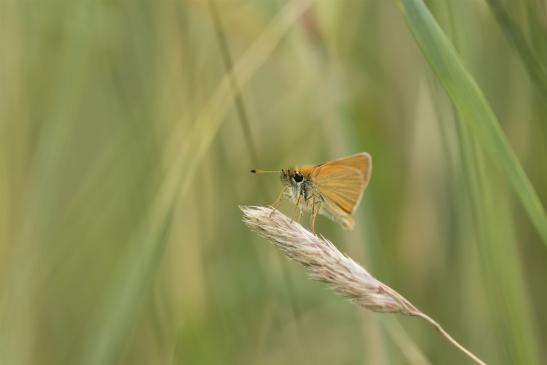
[[241, 206, 487, 365]]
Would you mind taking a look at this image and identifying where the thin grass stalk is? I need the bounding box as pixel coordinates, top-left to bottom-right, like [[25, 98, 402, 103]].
[[172, 0, 316, 201], [455, 119, 541, 364], [207, 0, 259, 167], [207, 0, 310, 350], [485, 0, 547, 99], [379, 317, 433, 365], [242, 206, 487, 365]]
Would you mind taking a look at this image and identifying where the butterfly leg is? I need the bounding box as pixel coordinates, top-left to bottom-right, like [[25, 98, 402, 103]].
[[269, 188, 285, 217], [310, 197, 321, 234], [290, 194, 302, 224]]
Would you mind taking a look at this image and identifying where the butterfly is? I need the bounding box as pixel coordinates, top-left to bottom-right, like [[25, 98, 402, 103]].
[[252, 153, 372, 233]]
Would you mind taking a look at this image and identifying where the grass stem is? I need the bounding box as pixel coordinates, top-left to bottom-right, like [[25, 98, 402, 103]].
[[242, 206, 487, 365]]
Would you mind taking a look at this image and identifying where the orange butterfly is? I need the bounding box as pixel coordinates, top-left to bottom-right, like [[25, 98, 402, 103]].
[[251, 153, 372, 233]]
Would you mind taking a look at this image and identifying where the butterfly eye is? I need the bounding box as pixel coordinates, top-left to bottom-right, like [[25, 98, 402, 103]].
[[293, 172, 304, 183]]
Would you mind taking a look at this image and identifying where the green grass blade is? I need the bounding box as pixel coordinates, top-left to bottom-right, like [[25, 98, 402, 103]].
[[396, 0, 547, 247], [485, 0, 547, 99]]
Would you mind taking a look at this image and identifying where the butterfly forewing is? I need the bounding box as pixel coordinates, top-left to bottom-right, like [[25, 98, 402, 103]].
[[318, 152, 371, 178], [307, 153, 371, 215]]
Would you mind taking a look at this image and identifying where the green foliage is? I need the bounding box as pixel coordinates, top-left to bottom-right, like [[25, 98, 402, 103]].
[[0, 0, 545, 364], [398, 0, 547, 246]]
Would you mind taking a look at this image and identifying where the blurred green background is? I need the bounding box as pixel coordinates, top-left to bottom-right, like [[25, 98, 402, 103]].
[[1, 0, 546, 364]]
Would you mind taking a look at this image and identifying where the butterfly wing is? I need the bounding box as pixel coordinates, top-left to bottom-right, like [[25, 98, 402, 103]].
[[318, 152, 372, 178], [306, 153, 372, 229]]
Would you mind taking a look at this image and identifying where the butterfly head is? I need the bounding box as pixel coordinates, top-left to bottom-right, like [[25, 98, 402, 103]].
[[281, 168, 308, 200]]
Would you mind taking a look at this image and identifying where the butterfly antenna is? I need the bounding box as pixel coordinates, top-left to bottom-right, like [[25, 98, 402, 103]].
[[250, 169, 281, 174]]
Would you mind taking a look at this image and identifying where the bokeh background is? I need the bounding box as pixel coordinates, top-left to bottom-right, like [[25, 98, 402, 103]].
[[1, 0, 546, 364]]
